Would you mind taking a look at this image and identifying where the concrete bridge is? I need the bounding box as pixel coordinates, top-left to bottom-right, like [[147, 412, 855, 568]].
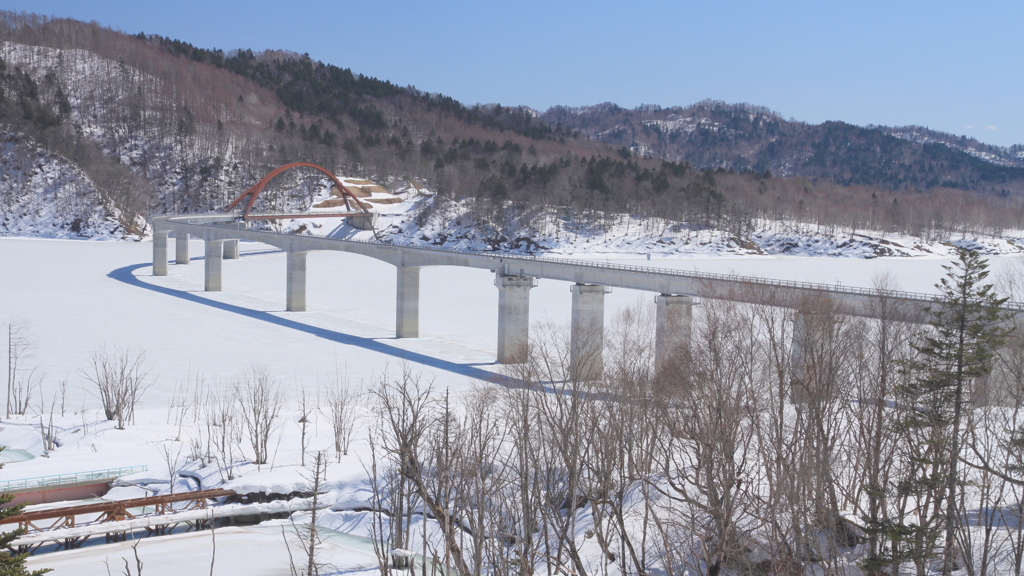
[[150, 214, 980, 380]]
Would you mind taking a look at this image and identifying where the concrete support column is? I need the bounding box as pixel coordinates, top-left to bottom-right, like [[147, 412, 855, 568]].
[[495, 273, 537, 364], [175, 232, 190, 264], [223, 239, 240, 259], [975, 328, 1020, 407], [570, 283, 611, 381], [655, 294, 695, 368], [152, 231, 169, 276], [396, 266, 421, 338], [205, 240, 224, 292], [790, 311, 811, 403], [286, 251, 308, 312]]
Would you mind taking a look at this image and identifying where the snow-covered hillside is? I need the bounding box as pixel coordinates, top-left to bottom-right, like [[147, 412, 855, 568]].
[[3, 37, 1024, 259], [881, 125, 1024, 168], [271, 178, 1024, 260], [0, 39, 287, 239], [0, 131, 127, 238], [384, 196, 1024, 258]]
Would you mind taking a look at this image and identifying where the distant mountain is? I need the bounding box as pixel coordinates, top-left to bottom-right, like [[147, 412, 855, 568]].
[[540, 101, 1024, 193], [876, 125, 1024, 168], [1, 11, 1024, 245]]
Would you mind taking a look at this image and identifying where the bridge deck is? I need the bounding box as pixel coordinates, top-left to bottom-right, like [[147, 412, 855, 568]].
[[152, 214, 1023, 320]]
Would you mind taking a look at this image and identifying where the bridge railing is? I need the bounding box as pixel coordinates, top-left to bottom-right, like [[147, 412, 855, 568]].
[[166, 215, 1024, 311], [300, 228, 954, 304], [0, 466, 149, 493]]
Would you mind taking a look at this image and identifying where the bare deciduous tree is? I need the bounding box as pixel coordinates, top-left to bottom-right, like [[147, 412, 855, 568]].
[[156, 441, 185, 495], [651, 297, 762, 574], [6, 318, 40, 417], [288, 449, 330, 576], [370, 366, 437, 572], [296, 390, 311, 467], [204, 386, 242, 482], [235, 364, 283, 466], [322, 371, 362, 460], [81, 346, 151, 429]]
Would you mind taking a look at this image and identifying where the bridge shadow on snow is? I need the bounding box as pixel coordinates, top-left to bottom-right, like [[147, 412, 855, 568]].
[[108, 257, 519, 386]]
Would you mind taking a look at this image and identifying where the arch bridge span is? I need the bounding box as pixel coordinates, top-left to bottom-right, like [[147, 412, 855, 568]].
[[150, 214, 1010, 381], [225, 162, 368, 220]]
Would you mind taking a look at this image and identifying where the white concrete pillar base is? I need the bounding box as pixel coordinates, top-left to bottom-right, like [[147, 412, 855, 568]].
[[790, 311, 811, 403], [396, 266, 421, 338], [153, 231, 169, 276], [570, 283, 610, 382], [175, 232, 190, 264], [655, 294, 695, 368], [287, 251, 308, 311], [205, 240, 224, 291], [496, 273, 537, 363], [223, 239, 240, 259]]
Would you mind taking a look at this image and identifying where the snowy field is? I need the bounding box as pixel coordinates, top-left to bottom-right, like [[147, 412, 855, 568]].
[[0, 236, 994, 404], [28, 524, 381, 576], [0, 237, 1020, 574]]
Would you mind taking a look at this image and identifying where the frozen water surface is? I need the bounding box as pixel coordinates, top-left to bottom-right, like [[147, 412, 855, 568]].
[[0, 237, 1020, 575], [1, 237, 1017, 404]]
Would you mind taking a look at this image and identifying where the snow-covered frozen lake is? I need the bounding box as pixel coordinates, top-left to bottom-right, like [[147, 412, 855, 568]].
[[1, 237, 1020, 575], [0, 237, 1015, 407]]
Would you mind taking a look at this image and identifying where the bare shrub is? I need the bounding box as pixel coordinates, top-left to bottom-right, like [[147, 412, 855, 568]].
[[287, 449, 330, 576], [296, 390, 312, 467], [204, 386, 242, 482], [6, 318, 41, 417], [322, 370, 363, 460], [168, 373, 206, 441], [38, 398, 59, 454], [157, 441, 185, 495], [81, 346, 152, 429], [235, 364, 283, 466]]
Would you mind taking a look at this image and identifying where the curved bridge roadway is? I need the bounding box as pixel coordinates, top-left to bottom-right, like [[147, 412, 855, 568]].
[[149, 214, 1002, 378]]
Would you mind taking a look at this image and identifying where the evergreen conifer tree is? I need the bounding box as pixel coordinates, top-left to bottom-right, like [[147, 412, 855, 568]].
[[880, 248, 1011, 575], [0, 448, 50, 575]]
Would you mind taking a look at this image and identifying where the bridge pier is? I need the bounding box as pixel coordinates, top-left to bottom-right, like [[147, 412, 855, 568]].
[[223, 239, 240, 259], [655, 294, 695, 368], [496, 273, 537, 364], [152, 231, 169, 276], [396, 266, 421, 338], [571, 284, 610, 381], [286, 251, 308, 311], [790, 310, 849, 403], [790, 311, 811, 402], [175, 232, 190, 264], [970, 314, 1024, 406], [205, 240, 224, 291]]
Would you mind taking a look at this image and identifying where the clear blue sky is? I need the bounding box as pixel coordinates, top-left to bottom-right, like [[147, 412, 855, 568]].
[[8, 0, 1023, 146]]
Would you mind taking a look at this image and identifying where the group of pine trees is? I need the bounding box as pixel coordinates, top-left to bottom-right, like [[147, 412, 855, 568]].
[[858, 249, 1013, 574]]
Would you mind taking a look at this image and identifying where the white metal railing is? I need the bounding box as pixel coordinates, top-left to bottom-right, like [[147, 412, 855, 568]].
[[164, 215, 1024, 311], [0, 466, 148, 493]]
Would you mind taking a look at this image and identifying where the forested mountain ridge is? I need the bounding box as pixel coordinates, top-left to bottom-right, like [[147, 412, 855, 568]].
[[161, 36, 1024, 193], [541, 101, 1024, 192], [2, 11, 1024, 250]]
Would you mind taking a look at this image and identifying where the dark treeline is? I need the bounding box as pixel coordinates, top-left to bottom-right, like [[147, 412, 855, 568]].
[[149, 36, 567, 142]]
